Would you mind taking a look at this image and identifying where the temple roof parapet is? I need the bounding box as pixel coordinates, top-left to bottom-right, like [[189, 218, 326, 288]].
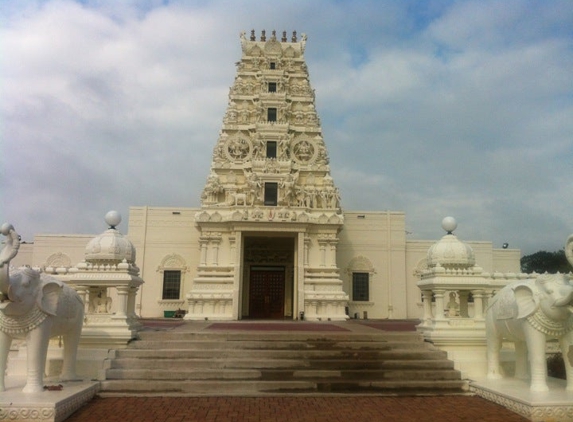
[[240, 30, 307, 58]]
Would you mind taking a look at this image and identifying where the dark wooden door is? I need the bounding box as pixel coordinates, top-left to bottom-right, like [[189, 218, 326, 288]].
[[249, 267, 285, 319]]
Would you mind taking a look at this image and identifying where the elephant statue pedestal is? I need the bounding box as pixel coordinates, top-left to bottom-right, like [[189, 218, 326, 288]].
[[0, 375, 99, 422]]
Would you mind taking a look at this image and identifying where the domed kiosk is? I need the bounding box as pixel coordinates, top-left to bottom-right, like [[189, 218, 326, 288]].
[[417, 217, 521, 378], [61, 211, 143, 347], [426, 217, 476, 270]]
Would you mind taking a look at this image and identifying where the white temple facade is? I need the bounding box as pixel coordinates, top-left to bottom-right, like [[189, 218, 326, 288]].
[[11, 31, 521, 321]]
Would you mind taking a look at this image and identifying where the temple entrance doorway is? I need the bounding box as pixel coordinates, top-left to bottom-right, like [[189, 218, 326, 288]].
[[242, 235, 295, 319], [249, 266, 285, 318]]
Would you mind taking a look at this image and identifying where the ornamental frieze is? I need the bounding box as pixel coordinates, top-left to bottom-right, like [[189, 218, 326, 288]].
[[194, 209, 343, 224], [224, 137, 252, 162], [290, 138, 317, 164]]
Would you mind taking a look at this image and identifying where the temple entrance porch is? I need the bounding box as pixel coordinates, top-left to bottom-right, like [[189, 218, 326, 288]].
[[241, 235, 295, 319]]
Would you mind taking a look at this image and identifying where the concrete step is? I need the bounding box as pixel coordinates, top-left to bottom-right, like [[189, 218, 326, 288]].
[[101, 327, 466, 396], [109, 358, 455, 371], [105, 368, 462, 381], [113, 348, 449, 360], [128, 339, 426, 350], [136, 331, 422, 342], [99, 379, 469, 395]]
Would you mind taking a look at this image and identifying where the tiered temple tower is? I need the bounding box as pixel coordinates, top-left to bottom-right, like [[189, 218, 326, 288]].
[[184, 30, 348, 321]]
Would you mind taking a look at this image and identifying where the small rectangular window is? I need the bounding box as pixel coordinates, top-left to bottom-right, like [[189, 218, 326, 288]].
[[264, 182, 278, 206], [162, 270, 181, 300], [270, 62, 276, 70], [352, 272, 369, 301], [268, 82, 277, 92], [266, 141, 277, 158], [267, 108, 277, 122]]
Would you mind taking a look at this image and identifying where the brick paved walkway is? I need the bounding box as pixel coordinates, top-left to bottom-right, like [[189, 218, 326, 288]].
[[66, 396, 528, 422]]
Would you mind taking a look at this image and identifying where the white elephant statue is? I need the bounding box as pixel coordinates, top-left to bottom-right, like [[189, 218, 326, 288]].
[[0, 224, 84, 393], [486, 273, 573, 391]]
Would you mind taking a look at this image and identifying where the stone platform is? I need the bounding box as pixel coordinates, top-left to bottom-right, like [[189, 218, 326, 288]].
[[471, 377, 573, 422], [0, 377, 99, 422]]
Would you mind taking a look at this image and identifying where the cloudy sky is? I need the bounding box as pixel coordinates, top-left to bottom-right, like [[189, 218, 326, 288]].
[[1, 0, 572, 255]]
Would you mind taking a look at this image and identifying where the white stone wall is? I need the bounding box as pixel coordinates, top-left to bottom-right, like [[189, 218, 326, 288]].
[[338, 211, 407, 319], [15, 207, 522, 319], [127, 206, 200, 318]]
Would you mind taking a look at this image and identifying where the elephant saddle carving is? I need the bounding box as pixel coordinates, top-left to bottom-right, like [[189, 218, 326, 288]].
[[0, 305, 48, 335]]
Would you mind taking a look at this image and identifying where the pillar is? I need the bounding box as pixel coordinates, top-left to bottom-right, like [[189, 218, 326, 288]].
[[211, 238, 220, 266], [433, 290, 446, 320], [303, 236, 310, 266], [318, 240, 327, 267], [229, 235, 236, 265], [115, 286, 130, 318], [127, 286, 138, 318], [329, 239, 338, 268], [422, 291, 433, 321], [200, 238, 208, 266], [472, 289, 485, 320], [75, 286, 90, 314]]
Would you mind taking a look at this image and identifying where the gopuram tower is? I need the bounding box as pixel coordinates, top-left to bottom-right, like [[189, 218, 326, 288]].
[[185, 30, 348, 321]]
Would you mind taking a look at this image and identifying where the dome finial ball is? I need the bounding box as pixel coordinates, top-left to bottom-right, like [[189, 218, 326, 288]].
[[105, 211, 122, 229], [441, 216, 457, 234]]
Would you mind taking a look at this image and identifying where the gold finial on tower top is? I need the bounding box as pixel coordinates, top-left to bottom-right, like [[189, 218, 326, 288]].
[[244, 30, 301, 43]]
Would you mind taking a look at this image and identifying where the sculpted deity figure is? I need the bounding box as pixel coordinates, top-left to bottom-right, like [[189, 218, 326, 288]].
[[224, 102, 238, 124], [277, 135, 290, 159], [202, 171, 223, 203], [89, 288, 112, 314], [250, 133, 264, 159], [293, 140, 313, 162], [279, 173, 298, 206], [446, 292, 460, 317], [244, 170, 262, 205], [240, 31, 248, 52]]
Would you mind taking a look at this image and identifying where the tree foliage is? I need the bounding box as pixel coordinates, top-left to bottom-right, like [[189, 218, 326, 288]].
[[521, 250, 572, 274]]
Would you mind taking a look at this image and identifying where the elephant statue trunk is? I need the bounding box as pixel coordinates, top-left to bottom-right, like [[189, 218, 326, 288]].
[[554, 289, 573, 308], [0, 223, 20, 299], [0, 224, 84, 393]]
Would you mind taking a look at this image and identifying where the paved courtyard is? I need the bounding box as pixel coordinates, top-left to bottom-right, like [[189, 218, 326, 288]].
[[66, 395, 528, 422]]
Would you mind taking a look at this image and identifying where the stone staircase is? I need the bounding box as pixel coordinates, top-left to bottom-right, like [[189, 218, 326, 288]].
[[99, 327, 468, 396]]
